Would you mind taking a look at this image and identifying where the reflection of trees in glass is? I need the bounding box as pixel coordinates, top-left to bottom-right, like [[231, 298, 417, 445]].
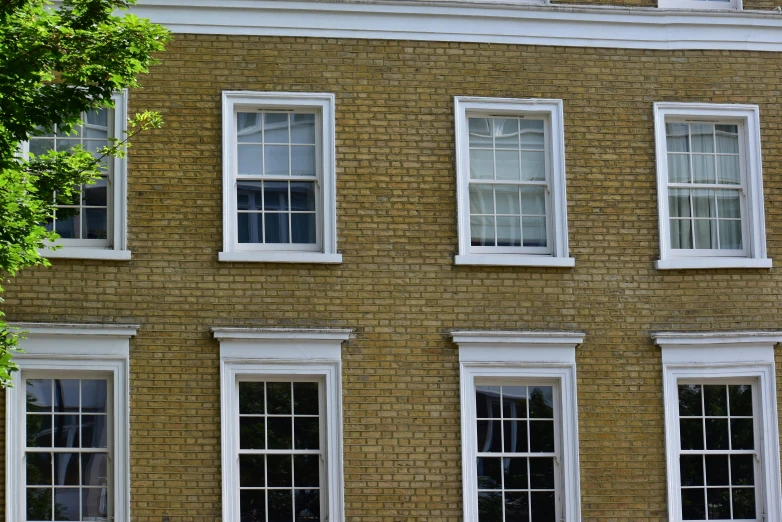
[[478, 491, 502, 519], [529, 387, 553, 418]]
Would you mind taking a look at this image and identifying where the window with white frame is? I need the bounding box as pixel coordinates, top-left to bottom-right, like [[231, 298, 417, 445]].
[[213, 327, 350, 522], [5, 323, 135, 522], [654, 103, 769, 270], [20, 92, 130, 260], [220, 92, 341, 264], [658, 0, 741, 9], [453, 98, 573, 267], [452, 330, 583, 522], [654, 331, 782, 522]]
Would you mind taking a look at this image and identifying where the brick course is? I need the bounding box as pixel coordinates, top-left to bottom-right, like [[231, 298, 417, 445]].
[[2, 37, 782, 521]]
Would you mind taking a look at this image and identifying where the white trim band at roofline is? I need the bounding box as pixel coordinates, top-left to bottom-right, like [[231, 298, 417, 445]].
[[129, 0, 782, 52]]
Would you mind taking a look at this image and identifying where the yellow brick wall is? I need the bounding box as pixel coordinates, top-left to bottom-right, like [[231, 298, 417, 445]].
[[3, 37, 782, 521]]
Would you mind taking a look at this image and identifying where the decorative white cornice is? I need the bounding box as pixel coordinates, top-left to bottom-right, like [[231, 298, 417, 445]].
[[652, 330, 782, 346], [210, 327, 352, 342], [451, 330, 584, 346], [653, 330, 782, 366], [212, 327, 352, 362], [132, 0, 782, 52], [9, 322, 139, 339], [451, 330, 584, 364]]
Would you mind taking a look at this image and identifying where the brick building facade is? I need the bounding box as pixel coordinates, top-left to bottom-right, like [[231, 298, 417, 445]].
[[4, 1, 782, 521]]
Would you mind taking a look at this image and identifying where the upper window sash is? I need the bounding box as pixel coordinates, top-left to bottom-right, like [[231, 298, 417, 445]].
[[220, 92, 341, 264], [453, 97, 573, 268], [653, 103, 769, 270]]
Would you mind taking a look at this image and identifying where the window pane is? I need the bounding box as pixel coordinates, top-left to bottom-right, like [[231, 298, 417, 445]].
[[496, 150, 521, 181], [504, 492, 529, 521], [502, 386, 527, 419], [691, 189, 716, 218], [681, 488, 705, 520], [669, 189, 691, 218], [291, 145, 316, 177], [468, 118, 493, 148], [237, 181, 263, 211], [240, 455, 265, 487], [28, 415, 53, 447], [494, 118, 519, 148], [471, 216, 495, 247], [715, 124, 739, 154], [693, 220, 717, 249], [703, 385, 727, 416], [731, 455, 754, 486], [668, 154, 691, 184], [293, 455, 320, 488], [240, 382, 265, 415], [692, 155, 716, 184], [295, 489, 320, 521], [239, 417, 265, 449], [530, 491, 556, 521], [294, 417, 319, 450], [267, 455, 292, 487], [520, 151, 545, 181], [680, 418, 704, 450], [81, 453, 107, 486], [732, 488, 757, 519], [264, 113, 289, 143], [267, 417, 293, 450], [691, 124, 714, 153], [705, 455, 729, 486], [291, 214, 316, 244], [264, 213, 289, 244], [29, 138, 55, 156], [83, 208, 108, 240], [237, 212, 263, 244], [53, 380, 79, 413], [237, 112, 262, 142], [476, 386, 501, 419], [83, 179, 107, 207], [470, 185, 494, 215], [82, 488, 107, 520], [716, 190, 741, 219], [478, 492, 502, 522], [27, 453, 52, 485], [57, 139, 80, 153], [670, 219, 693, 249], [503, 457, 528, 490], [729, 385, 753, 417], [503, 420, 528, 453], [81, 381, 107, 413], [55, 214, 79, 239], [520, 186, 546, 216], [53, 415, 79, 448], [495, 185, 520, 215], [27, 379, 53, 412], [240, 490, 266, 521], [27, 488, 53, 521], [82, 415, 107, 448], [529, 458, 555, 489], [680, 455, 703, 487], [86, 109, 108, 127], [470, 149, 494, 180], [730, 419, 754, 450], [717, 154, 741, 185], [666, 123, 690, 152], [678, 385, 702, 416], [529, 421, 554, 453], [718, 221, 742, 250], [264, 145, 289, 176], [477, 420, 501, 453], [529, 387, 553, 418], [267, 383, 292, 414], [476, 457, 502, 489], [293, 382, 319, 415], [705, 418, 729, 450], [706, 488, 730, 520], [54, 488, 79, 520], [264, 181, 289, 211], [291, 114, 316, 144], [238, 144, 263, 175], [496, 217, 521, 247], [521, 217, 547, 248], [519, 120, 545, 148]]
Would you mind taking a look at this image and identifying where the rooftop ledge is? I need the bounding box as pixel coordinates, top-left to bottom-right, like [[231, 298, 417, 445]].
[[131, 0, 782, 52]]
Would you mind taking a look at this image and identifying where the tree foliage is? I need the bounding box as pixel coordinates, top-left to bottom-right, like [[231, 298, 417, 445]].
[[0, 0, 169, 387]]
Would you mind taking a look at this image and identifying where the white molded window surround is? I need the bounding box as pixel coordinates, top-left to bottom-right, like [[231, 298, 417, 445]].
[[219, 92, 341, 264], [20, 92, 131, 261], [5, 322, 136, 522], [453, 97, 573, 268], [452, 330, 584, 522], [658, 0, 741, 10], [654, 103, 769, 270], [653, 331, 782, 522], [212, 327, 351, 522]]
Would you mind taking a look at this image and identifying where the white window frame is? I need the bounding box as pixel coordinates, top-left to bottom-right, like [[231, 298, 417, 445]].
[[452, 330, 583, 521], [20, 91, 131, 261], [453, 97, 573, 268], [213, 327, 350, 522], [653, 331, 782, 522], [5, 322, 136, 522], [658, 0, 741, 10], [654, 103, 769, 270], [219, 92, 341, 264]]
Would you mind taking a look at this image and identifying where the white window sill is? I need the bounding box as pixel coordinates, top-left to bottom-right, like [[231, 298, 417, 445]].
[[454, 254, 575, 267], [218, 251, 343, 264], [657, 257, 772, 270], [39, 248, 132, 261]]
